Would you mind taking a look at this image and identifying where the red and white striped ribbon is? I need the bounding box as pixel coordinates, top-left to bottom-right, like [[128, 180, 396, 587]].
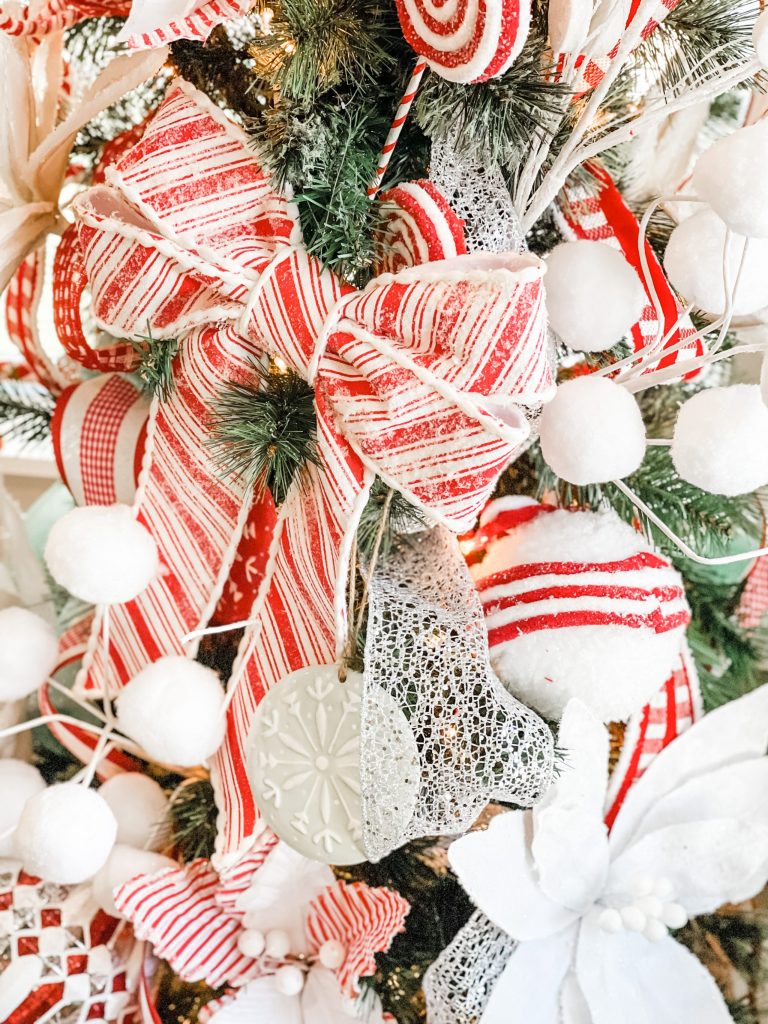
[[123, 0, 253, 50], [66, 83, 554, 863], [604, 642, 701, 827], [555, 164, 702, 375], [0, 0, 129, 36]]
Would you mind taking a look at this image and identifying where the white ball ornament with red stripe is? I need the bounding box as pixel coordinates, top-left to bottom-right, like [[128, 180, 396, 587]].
[[395, 0, 531, 83], [470, 500, 690, 722]]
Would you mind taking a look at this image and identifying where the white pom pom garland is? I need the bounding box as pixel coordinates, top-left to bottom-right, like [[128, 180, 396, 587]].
[[44, 504, 159, 605], [539, 377, 646, 485], [671, 385, 768, 496], [98, 772, 169, 850], [0, 607, 58, 701], [116, 656, 226, 767], [91, 844, 176, 917], [264, 929, 292, 960], [0, 759, 46, 857], [470, 505, 690, 722], [663, 208, 768, 316], [13, 783, 117, 884], [692, 120, 768, 238], [545, 240, 646, 351]]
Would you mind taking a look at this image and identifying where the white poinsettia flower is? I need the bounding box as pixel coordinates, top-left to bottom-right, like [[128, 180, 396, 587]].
[[449, 687, 768, 1024]]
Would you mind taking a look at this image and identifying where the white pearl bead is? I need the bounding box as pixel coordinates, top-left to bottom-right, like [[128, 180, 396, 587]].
[[274, 964, 305, 996], [620, 906, 646, 932], [598, 908, 623, 933], [635, 895, 664, 919], [661, 902, 688, 930], [318, 939, 346, 969], [265, 929, 292, 960], [643, 919, 668, 943], [238, 929, 266, 958]]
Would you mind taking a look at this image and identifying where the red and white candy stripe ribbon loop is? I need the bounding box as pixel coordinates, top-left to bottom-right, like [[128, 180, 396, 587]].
[[554, 163, 702, 376], [65, 83, 554, 861], [119, 0, 254, 50], [0, 0, 129, 36]]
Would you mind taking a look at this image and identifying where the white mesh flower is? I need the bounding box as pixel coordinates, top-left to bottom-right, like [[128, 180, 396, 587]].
[[427, 687, 768, 1024]]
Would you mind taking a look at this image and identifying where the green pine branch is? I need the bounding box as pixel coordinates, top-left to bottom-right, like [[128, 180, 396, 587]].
[[0, 379, 55, 447], [131, 329, 180, 402]]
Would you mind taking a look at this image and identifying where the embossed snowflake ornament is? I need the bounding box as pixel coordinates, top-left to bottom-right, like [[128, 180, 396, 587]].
[[245, 667, 419, 864]]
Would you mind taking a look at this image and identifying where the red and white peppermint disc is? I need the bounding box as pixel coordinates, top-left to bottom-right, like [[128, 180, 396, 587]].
[[376, 179, 467, 275], [396, 0, 532, 82]]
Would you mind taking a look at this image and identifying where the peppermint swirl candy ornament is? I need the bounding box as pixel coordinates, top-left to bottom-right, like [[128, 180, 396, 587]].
[[376, 179, 467, 275], [396, 0, 532, 83]]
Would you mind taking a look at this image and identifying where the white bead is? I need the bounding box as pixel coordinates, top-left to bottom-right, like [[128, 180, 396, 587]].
[[661, 902, 688, 930], [44, 504, 159, 605], [237, 929, 266, 959], [318, 939, 346, 969], [274, 964, 305, 996], [635, 895, 664, 919], [0, 608, 59, 701], [643, 918, 668, 943], [597, 908, 623, 933], [653, 877, 674, 901], [628, 875, 655, 898], [264, 929, 292, 960], [620, 906, 647, 932]]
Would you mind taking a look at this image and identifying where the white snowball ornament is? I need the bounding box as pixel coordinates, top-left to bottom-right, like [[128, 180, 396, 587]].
[[116, 656, 226, 767], [13, 782, 117, 884], [538, 376, 646, 484], [471, 504, 690, 722], [663, 207, 768, 315], [692, 120, 768, 238], [545, 240, 646, 351], [671, 384, 768, 496], [98, 772, 169, 850], [91, 843, 176, 917], [0, 759, 45, 856], [754, 9, 768, 67], [0, 607, 58, 701], [44, 504, 159, 605]]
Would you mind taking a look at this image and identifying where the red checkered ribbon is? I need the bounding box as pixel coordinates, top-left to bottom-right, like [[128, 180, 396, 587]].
[[66, 82, 553, 863], [555, 164, 702, 375]]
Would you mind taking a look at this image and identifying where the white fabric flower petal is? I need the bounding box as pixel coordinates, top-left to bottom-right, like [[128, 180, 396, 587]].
[[204, 976, 303, 1024], [560, 969, 593, 1024], [533, 700, 609, 912], [608, 819, 768, 915], [575, 917, 733, 1024], [480, 926, 579, 1024], [449, 812, 578, 941], [626, 758, 768, 844], [303, 966, 384, 1024], [610, 685, 768, 855], [117, 0, 200, 42]]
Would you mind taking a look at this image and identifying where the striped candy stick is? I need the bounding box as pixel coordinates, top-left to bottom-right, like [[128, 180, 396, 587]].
[[367, 60, 427, 198]]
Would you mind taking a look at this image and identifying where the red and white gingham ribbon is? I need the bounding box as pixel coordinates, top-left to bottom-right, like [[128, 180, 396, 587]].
[[65, 81, 553, 860]]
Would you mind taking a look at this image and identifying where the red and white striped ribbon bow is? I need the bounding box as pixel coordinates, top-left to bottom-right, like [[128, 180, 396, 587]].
[[554, 163, 702, 375], [0, 0, 130, 36], [119, 0, 254, 50], [66, 82, 554, 861]]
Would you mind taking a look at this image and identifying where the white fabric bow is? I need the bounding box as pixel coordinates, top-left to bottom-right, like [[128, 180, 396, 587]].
[[448, 688, 768, 1024]]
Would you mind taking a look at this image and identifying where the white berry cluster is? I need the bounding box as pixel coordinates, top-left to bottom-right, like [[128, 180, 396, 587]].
[[237, 926, 346, 994], [597, 875, 688, 942]]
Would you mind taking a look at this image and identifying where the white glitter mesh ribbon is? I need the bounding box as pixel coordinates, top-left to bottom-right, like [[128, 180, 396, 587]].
[[423, 910, 516, 1024], [360, 526, 555, 862]]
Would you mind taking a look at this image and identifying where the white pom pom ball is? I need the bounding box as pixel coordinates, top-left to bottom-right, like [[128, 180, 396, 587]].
[[671, 384, 768, 496], [318, 939, 346, 970], [238, 929, 266, 959], [98, 773, 169, 850], [14, 783, 117, 883], [545, 240, 646, 351], [471, 506, 689, 722], [116, 656, 226, 767], [0, 607, 58, 701], [692, 120, 768, 238], [663, 207, 768, 315], [91, 844, 176, 917], [0, 759, 46, 856], [754, 9, 768, 66], [274, 965, 305, 996], [539, 376, 646, 484], [44, 504, 159, 605]]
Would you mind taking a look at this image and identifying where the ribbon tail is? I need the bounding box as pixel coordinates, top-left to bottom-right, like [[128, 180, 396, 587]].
[[76, 324, 261, 695], [211, 403, 373, 866]]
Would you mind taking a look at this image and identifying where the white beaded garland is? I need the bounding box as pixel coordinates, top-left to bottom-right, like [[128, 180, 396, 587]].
[[98, 772, 169, 850], [116, 656, 226, 767], [0, 607, 58, 702], [0, 759, 46, 857], [13, 783, 117, 884], [538, 376, 646, 485], [44, 504, 159, 605]]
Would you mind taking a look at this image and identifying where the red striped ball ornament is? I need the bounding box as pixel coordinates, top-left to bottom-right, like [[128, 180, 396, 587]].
[[469, 498, 691, 722]]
